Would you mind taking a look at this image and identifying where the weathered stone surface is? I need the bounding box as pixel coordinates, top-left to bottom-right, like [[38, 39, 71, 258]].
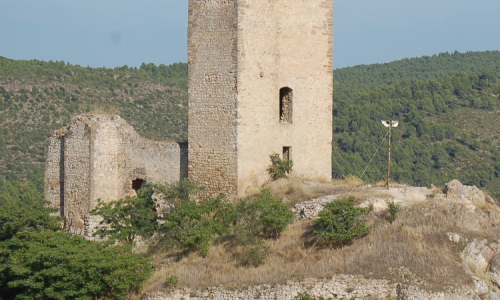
[[447, 232, 461, 243], [44, 114, 187, 237], [187, 0, 333, 197], [463, 239, 494, 273], [444, 179, 486, 205], [141, 274, 474, 300], [490, 253, 500, 286]]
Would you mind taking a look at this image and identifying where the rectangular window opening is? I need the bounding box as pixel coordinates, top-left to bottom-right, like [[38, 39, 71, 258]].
[[283, 146, 291, 161]]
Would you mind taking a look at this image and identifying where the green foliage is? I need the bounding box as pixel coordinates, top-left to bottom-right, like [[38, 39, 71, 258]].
[[157, 179, 231, 256], [90, 184, 158, 243], [237, 235, 269, 267], [235, 189, 293, 239], [0, 201, 153, 300], [267, 153, 293, 180], [0, 230, 153, 300], [0, 180, 44, 206], [314, 197, 371, 245], [159, 177, 205, 201], [232, 189, 292, 266], [334, 63, 500, 199], [164, 275, 179, 289], [159, 196, 221, 256], [294, 293, 333, 300], [386, 200, 400, 224], [0, 202, 61, 242]]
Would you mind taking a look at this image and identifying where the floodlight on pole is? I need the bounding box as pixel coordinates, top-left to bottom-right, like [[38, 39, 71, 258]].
[[381, 120, 398, 189]]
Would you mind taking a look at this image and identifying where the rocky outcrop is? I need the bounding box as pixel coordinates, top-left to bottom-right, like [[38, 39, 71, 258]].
[[443, 179, 486, 205], [462, 239, 500, 299], [491, 253, 500, 286], [142, 275, 473, 300]]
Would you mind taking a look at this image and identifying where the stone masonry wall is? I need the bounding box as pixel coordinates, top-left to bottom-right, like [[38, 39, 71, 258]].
[[236, 0, 334, 195], [44, 131, 65, 215], [188, 0, 239, 196], [44, 114, 186, 236], [188, 0, 333, 197]]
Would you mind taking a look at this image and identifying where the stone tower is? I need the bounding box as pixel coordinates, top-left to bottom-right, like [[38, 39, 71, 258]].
[[188, 0, 333, 196]]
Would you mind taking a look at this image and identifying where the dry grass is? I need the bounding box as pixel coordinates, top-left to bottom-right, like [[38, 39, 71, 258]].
[[331, 174, 364, 187], [263, 177, 348, 206], [142, 200, 500, 294]]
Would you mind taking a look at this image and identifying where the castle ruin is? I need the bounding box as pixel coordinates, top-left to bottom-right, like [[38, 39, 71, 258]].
[[44, 115, 187, 235], [45, 0, 333, 234]]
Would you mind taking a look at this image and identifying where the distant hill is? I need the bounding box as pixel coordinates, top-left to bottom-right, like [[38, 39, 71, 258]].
[[2, 51, 500, 200], [334, 51, 500, 200]]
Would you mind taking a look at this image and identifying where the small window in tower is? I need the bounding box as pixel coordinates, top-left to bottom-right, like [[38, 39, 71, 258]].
[[131, 178, 145, 192], [279, 87, 293, 123], [283, 146, 291, 162]]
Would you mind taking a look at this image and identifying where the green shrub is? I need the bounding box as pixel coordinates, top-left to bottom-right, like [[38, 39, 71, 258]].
[[238, 235, 269, 267], [164, 275, 179, 289], [314, 196, 371, 245], [386, 200, 400, 224], [267, 153, 293, 180], [294, 293, 333, 300], [0, 230, 152, 300]]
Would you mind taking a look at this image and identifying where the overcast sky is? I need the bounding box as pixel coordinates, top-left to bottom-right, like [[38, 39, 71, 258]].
[[1, 0, 499, 69]]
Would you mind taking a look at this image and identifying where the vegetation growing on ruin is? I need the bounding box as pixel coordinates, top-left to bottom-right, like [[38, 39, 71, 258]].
[[92, 180, 293, 265]]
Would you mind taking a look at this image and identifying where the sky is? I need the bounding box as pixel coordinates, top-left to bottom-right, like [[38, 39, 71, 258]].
[[0, 0, 499, 69]]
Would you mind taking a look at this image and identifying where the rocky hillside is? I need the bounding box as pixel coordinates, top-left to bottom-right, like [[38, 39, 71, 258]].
[[141, 179, 500, 300]]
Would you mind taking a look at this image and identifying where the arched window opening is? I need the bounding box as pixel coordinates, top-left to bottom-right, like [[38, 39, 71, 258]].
[[279, 87, 293, 123], [131, 178, 145, 192]]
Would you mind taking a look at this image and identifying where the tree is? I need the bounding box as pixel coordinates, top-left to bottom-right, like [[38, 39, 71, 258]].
[[0, 230, 153, 300], [0, 202, 61, 242], [90, 184, 158, 244], [254, 189, 294, 239], [314, 197, 371, 245]]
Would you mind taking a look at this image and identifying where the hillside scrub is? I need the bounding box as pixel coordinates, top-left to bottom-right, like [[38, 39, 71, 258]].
[[92, 180, 294, 260], [313, 196, 371, 245], [143, 192, 500, 294]]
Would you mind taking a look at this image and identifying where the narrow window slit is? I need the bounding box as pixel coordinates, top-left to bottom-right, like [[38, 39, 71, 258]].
[[279, 87, 293, 123]]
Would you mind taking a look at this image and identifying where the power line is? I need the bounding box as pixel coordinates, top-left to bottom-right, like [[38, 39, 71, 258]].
[[284, 128, 390, 282]]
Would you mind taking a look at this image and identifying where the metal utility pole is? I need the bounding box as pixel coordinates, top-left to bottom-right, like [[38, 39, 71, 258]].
[[381, 120, 399, 189]]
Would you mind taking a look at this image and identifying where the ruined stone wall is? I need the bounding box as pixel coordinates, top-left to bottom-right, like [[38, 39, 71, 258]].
[[187, 0, 239, 196], [236, 0, 333, 195], [44, 132, 64, 215], [63, 117, 92, 235], [44, 114, 185, 236]]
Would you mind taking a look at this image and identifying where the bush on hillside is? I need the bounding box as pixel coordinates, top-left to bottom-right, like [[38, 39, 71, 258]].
[[314, 196, 371, 245]]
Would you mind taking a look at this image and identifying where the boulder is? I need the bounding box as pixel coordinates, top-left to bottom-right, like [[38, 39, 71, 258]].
[[444, 179, 486, 205], [490, 253, 500, 286], [463, 239, 494, 273]]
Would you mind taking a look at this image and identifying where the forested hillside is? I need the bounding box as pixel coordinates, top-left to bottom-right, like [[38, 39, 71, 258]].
[[1, 50, 500, 200], [334, 51, 500, 199]]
